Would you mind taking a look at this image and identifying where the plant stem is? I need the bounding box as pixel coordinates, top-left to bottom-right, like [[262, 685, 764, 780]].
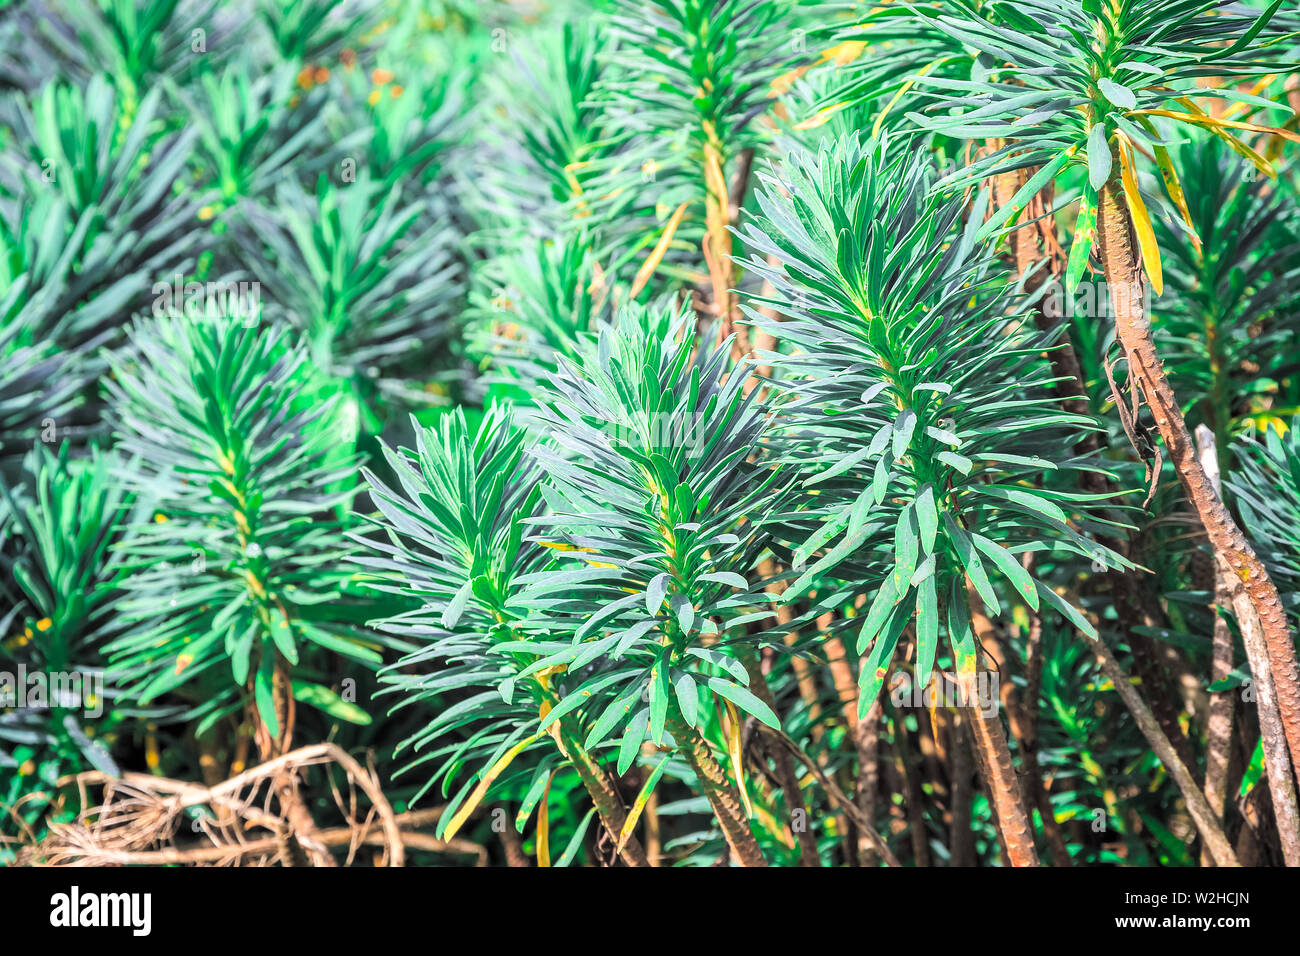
[[965, 693, 1040, 866], [1195, 425, 1237, 864], [556, 721, 652, 867], [1217, 562, 1300, 865], [664, 696, 769, 866], [1097, 180, 1300, 794], [739, 647, 821, 865], [964, 592, 1040, 866], [1091, 636, 1241, 866]]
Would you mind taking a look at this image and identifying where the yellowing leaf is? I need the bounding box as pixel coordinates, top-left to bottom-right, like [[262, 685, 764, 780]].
[[793, 101, 849, 130], [769, 41, 867, 97], [616, 757, 670, 857], [1135, 116, 1201, 253], [443, 731, 544, 841], [631, 201, 690, 299], [723, 700, 753, 817], [1118, 138, 1162, 297], [536, 769, 555, 866], [1156, 102, 1300, 143]]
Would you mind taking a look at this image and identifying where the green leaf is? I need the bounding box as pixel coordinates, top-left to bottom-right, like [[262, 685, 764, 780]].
[[685, 647, 750, 684], [948, 576, 978, 677], [697, 571, 748, 589], [1086, 124, 1112, 191], [974, 149, 1071, 242], [648, 656, 669, 744], [970, 533, 1039, 610], [707, 678, 780, 730], [915, 484, 938, 554], [291, 680, 372, 725], [892, 409, 918, 459], [584, 685, 644, 750], [617, 757, 671, 856], [1097, 78, 1136, 110], [555, 808, 597, 866], [892, 505, 919, 591], [858, 573, 901, 655], [1239, 737, 1265, 799], [674, 671, 699, 726], [443, 579, 474, 629], [1035, 579, 1098, 639], [617, 708, 650, 775], [858, 602, 907, 717], [646, 572, 670, 616], [944, 514, 1000, 615], [1067, 185, 1098, 294], [255, 649, 279, 741], [915, 573, 938, 693]]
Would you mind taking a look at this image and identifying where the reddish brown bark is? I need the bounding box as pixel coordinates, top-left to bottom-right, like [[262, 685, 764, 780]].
[[1098, 180, 1300, 813], [964, 591, 1040, 866], [964, 697, 1040, 867], [1196, 427, 1237, 865]]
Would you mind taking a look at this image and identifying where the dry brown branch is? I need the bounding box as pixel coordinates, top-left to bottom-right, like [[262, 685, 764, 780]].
[[17, 744, 420, 868]]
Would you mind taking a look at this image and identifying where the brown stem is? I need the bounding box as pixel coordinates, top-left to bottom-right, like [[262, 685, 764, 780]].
[[1195, 426, 1237, 864], [555, 721, 652, 867], [739, 648, 820, 865], [1218, 558, 1300, 866], [1098, 180, 1300, 793], [949, 710, 976, 867], [664, 697, 768, 866], [964, 591, 1040, 866], [1090, 636, 1240, 866], [1236, 777, 1280, 865], [963, 690, 1040, 866]]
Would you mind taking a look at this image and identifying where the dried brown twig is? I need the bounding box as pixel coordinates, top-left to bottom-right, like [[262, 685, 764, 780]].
[[17, 743, 485, 867]]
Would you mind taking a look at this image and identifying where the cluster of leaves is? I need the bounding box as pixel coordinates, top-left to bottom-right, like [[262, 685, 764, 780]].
[[2, 0, 1299, 869], [0, 0, 484, 860]]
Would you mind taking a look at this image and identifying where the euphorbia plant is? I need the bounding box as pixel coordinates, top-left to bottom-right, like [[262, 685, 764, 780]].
[[739, 133, 1138, 865], [358, 404, 652, 866], [104, 313, 377, 754], [821, 0, 1300, 846], [519, 303, 793, 865]]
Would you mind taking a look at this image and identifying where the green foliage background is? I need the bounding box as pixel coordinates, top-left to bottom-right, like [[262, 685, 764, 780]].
[[1, 0, 1298, 868]]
